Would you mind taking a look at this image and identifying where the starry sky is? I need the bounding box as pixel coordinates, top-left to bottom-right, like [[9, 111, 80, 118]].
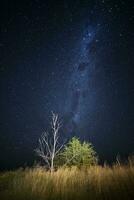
[[0, 0, 134, 169]]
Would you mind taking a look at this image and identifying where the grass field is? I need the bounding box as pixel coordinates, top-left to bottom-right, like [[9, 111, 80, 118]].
[[0, 163, 134, 200]]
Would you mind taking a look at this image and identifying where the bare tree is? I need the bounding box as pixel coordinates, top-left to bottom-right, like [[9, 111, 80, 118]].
[[35, 112, 64, 172]]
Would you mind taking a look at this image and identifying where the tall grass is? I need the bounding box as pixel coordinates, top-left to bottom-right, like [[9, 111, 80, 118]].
[[0, 163, 134, 200]]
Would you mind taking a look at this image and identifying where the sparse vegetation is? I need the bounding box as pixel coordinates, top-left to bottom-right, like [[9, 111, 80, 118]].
[[36, 113, 98, 170], [0, 162, 134, 200], [1, 113, 133, 199]]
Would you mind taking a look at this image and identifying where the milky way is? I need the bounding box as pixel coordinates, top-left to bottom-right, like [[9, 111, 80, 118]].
[[64, 26, 99, 135]]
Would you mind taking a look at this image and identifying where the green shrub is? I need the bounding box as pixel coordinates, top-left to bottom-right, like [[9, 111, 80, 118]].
[[60, 137, 98, 167]]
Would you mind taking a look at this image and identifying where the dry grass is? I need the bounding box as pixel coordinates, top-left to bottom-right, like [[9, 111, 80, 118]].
[[0, 163, 134, 200]]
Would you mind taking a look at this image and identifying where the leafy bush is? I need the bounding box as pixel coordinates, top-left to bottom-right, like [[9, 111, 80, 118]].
[[60, 137, 98, 167]]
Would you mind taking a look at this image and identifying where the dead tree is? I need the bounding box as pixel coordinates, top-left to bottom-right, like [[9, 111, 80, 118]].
[[35, 112, 64, 172]]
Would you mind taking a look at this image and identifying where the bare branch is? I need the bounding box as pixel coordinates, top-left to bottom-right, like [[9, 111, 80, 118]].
[[35, 112, 65, 172]]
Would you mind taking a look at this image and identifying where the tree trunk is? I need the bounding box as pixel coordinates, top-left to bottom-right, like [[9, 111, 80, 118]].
[[50, 156, 54, 173]]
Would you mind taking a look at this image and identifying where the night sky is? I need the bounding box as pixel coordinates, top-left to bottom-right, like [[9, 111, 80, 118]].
[[0, 0, 134, 169]]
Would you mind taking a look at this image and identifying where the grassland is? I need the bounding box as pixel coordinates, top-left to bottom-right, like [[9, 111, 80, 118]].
[[0, 163, 134, 200]]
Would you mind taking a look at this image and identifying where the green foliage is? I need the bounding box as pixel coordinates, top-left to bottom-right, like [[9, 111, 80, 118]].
[[61, 137, 98, 166]]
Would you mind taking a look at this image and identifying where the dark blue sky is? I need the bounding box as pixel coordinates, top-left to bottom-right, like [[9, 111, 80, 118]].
[[0, 0, 134, 169]]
